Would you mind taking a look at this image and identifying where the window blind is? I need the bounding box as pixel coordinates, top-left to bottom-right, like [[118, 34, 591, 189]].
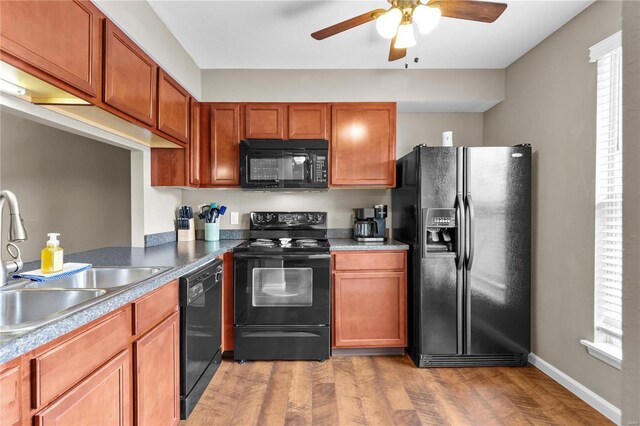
[[593, 37, 623, 347]]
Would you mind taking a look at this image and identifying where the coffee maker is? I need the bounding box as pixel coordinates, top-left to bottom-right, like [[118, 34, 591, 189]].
[[353, 205, 387, 242]]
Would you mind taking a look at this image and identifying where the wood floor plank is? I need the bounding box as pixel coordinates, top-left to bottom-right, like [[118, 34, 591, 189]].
[[311, 360, 340, 425], [444, 367, 506, 426], [394, 356, 448, 425], [372, 356, 420, 425], [284, 361, 312, 426], [332, 357, 367, 425], [258, 362, 294, 426], [230, 361, 273, 426], [352, 356, 397, 425], [184, 355, 612, 426]]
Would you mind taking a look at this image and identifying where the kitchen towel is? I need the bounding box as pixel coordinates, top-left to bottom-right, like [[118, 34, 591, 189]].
[[13, 263, 92, 282]]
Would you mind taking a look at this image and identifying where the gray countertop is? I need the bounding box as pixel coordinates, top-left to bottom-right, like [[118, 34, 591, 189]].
[[0, 240, 243, 364], [1, 238, 408, 364], [328, 239, 409, 251]]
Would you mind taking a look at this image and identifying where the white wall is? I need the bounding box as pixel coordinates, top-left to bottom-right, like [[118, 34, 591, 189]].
[[621, 1, 640, 423], [201, 69, 504, 113], [0, 111, 131, 262], [93, 0, 201, 98], [483, 0, 622, 407]]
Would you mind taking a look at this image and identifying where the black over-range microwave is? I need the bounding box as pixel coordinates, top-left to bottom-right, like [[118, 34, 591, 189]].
[[239, 139, 329, 190]]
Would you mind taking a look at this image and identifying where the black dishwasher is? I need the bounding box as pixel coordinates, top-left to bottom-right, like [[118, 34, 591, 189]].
[[179, 259, 223, 419]]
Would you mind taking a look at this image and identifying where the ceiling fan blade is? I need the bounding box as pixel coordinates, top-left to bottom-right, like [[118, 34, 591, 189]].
[[311, 9, 385, 40], [388, 36, 407, 62], [429, 0, 507, 23]]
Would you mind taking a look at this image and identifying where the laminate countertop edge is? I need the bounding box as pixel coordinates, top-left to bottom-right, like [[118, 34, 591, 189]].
[[1, 238, 408, 364], [328, 239, 410, 251], [0, 240, 244, 364]]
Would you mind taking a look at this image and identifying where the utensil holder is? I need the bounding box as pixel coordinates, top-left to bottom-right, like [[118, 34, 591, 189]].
[[205, 223, 220, 242], [177, 218, 196, 242]]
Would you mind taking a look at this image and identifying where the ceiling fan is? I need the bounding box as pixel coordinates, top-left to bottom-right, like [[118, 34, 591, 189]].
[[311, 0, 508, 62]]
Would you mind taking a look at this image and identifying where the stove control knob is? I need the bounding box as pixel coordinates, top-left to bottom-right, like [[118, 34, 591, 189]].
[[315, 214, 323, 223], [265, 213, 273, 221], [306, 214, 314, 222], [256, 214, 264, 222]]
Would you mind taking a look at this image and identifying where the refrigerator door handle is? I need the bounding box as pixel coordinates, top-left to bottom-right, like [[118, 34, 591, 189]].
[[455, 195, 464, 270], [465, 193, 476, 270]]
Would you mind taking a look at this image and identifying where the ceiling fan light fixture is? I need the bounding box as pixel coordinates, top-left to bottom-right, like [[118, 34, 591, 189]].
[[412, 4, 441, 35], [394, 22, 416, 49], [375, 7, 402, 39]]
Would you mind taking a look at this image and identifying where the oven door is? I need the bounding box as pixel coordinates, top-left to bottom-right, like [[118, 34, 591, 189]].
[[241, 151, 320, 189], [234, 252, 331, 325]]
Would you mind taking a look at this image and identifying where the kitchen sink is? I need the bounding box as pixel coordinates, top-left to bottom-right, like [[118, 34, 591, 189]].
[[19, 267, 167, 290], [0, 289, 106, 332], [0, 266, 169, 334]]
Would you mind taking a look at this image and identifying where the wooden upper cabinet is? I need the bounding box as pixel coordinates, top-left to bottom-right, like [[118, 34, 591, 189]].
[[189, 99, 202, 187], [134, 312, 180, 426], [245, 103, 286, 139], [33, 350, 131, 426], [202, 104, 241, 187], [331, 103, 397, 187], [157, 69, 190, 144], [104, 20, 158, 126], [288, 104, 328, 139], [0, 0, 102, 100]]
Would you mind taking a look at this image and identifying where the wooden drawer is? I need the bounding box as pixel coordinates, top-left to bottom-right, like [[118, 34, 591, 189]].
[[332, 251, 406, 272], [0, 360, 21, 426], [133, 280, 179, 336], [32, 307, 131, 409]]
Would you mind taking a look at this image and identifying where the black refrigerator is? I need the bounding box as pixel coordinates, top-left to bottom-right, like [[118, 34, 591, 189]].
[[392, 145, 531, 367]]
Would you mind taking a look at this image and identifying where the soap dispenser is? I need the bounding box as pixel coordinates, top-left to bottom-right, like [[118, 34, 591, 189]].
[[41, 233, 64, 273]]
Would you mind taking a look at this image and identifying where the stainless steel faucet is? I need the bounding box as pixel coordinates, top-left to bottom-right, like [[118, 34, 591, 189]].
[[1, 190, 27, 286]]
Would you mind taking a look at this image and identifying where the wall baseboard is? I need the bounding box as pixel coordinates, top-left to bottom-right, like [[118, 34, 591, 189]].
[[528, 353, 621, 425]]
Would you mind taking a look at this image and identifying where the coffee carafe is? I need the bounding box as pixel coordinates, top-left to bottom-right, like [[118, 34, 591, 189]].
[[353, 205, 387, 242]]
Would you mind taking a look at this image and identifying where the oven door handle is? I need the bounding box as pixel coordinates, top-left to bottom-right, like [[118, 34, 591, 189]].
[[233, 253, 330, 260]]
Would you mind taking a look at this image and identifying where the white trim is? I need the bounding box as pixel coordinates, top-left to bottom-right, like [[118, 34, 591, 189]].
[[580, 340, 622, 370], [528, 353, 621, 425], [589, 31, 622, 62]]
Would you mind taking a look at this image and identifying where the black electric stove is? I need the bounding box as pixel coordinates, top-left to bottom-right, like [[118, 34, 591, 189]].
[[233, 212, 331, 362]]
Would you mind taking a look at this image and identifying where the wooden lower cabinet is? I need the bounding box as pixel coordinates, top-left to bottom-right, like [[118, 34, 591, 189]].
[[0, 359, 22, 426], [332, 251, 407, 348], [33, 350, 131, 426], [134, 312, 180, 426], [0, 280, 180, 426]]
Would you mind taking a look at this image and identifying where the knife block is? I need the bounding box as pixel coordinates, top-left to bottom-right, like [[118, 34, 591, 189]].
[[177, 218, 195, 242]]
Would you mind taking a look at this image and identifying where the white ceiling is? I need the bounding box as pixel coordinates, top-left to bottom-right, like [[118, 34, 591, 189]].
[[148, 0, 593, 70]]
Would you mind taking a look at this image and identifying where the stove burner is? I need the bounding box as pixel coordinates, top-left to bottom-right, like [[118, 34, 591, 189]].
[[250, 238, 276, 247]]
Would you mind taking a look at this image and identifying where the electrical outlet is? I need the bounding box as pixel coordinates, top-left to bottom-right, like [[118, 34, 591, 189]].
[[230, 211, 239, 225]]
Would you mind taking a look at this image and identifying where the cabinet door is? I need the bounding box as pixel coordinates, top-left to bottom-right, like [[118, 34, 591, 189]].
[[0, 0, 102, 99], [189, 99, 202, 187], [331, 103, 396, 187], [150, 148, 186, 187], [157, 69, 190, 144], [203, 104, 241, 186], [333, 271, 407, 348], [288, 104, 328, 139], [134, 312, 180, 426], [104, 20, 158, 126], [0, 361, 21, 426], [33, 350, 131, 426], [245, 103, 286, 139]]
